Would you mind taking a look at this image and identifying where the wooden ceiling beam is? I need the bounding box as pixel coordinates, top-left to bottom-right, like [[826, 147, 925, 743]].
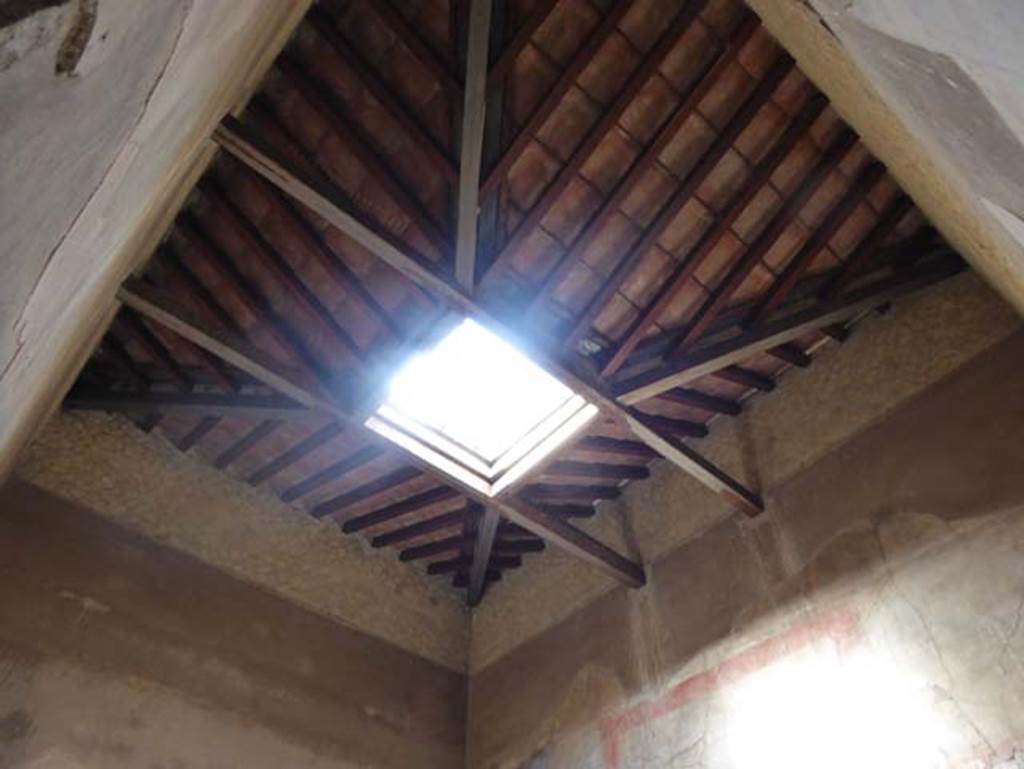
[[614, 251, 963, 404], [369, 0, 463, 100], [198, 179, 368, 367], [342, 486, 462, 533], [546, 460, 650, 481], [713, 365, 775, 392], [371, 504, 481, 548], [454, 0, 493, 292], [523, 483, 622, 503], [486, 0, 559, 93], [478, 0, 635, 197], [242, 103, 416, 337], [311, 466, 423, 518], [525, 12, 760, 309], [281, 445, 384, 503], [176, 214, 332, 387], [64, 388, 315, 421], [213, 106, 759, 525], [276, 53, 451, 257], [308, 6, 459, 185], [400, 535, 465, 562], [428, 554, 521, 575], [248, 424, 344, 486], [118, 280, 646, 586], [586, 65, 816, 374], [747, 161, 886, 324], [468, 507, 501, 606], [482, 0, 709, 286], [671, 128, 859, 354], [817, 194, 914, 300], [213, 420, 282, 470], [658, 388, 741, 415], [575, 435, 657, 459]]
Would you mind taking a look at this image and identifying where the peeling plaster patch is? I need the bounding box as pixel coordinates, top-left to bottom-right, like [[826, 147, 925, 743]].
[[53, 0, 94, 75]]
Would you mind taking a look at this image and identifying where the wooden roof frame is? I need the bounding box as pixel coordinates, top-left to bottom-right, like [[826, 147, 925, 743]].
[[65, 0, 963, 605]]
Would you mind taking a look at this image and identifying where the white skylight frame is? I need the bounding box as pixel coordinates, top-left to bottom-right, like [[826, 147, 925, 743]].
[[365, 318, 598, 496]]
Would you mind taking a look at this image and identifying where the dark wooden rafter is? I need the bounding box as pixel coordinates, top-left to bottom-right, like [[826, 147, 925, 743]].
[[371, 503, 481, 548], [479, 0, 636, 197], [746, 161, 886, 324], [369, 0, 463, 100], [198, 178, 369, 367], [526, 12, 761, 311], [481, 0, 711, 285], [64, 388, 315, 421], [454, 0, 493, 291], [591, 87, 827, 375], [70, 2, 961, 602], [212, 115, 761, 520], [281, 444, 384, 502], [248, 423, 344, 485], [546, 460, 650, 481], [614, 249, 963, 404], [307, 6, 459, 185], [275, 53, 452, 257], [818, 194, 914, 300], [214, 420, 283, 469], [669, 128, 859, 355], [118, 279, 646, 587], [485, 0, 558, 93], [468, 507, 501, 605], [342, 486, 462, 533], [311, 465, 423, 518], [176, 213, 333, 386]]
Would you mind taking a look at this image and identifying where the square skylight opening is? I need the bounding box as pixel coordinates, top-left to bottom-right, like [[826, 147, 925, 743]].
[[365, 318, 598, 496]]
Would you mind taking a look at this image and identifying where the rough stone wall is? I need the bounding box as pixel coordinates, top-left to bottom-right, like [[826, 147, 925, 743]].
[[468, 326, 1024, 769], [16, 412, 469, 672], [0, 480, 466, 768], [471, 272, 1022, 672]]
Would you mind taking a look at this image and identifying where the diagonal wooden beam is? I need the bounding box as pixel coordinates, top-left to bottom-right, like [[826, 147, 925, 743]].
[[64, 388, 317, 421], [568, 56, 806, 368], [486, 0, 559, 93], [248, 424, 344, 486], [479, 0, 635, 197], [525, 12, 761, 311], [117, 281, 646, 588], [593, 89, 823, 376], [370, 0, 463, 100], [613, 251, 963, 404], [455, 0, 494, 292], [670, 128, 859, 354], [277, 54, 451, 258], [480, 0, 709, 287], [468, 507, 501, 606], [746, 161, 886, 324], [371, 504, 480, 548], [213, 112, 759, 519], [342, 486, 462, 532], [282, 445, 385, 503], [308, 6, 459, 185]]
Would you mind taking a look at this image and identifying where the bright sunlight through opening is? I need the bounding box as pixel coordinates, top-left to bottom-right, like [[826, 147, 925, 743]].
[[367, 318, 597, 495]]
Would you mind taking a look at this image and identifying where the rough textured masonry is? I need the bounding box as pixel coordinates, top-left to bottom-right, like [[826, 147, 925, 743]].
[[0, 480, 465, 768], [468, 321, 1024, 768]]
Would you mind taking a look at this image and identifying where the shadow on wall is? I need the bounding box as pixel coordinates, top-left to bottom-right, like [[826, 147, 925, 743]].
[[470, 329, 1024, 769]]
